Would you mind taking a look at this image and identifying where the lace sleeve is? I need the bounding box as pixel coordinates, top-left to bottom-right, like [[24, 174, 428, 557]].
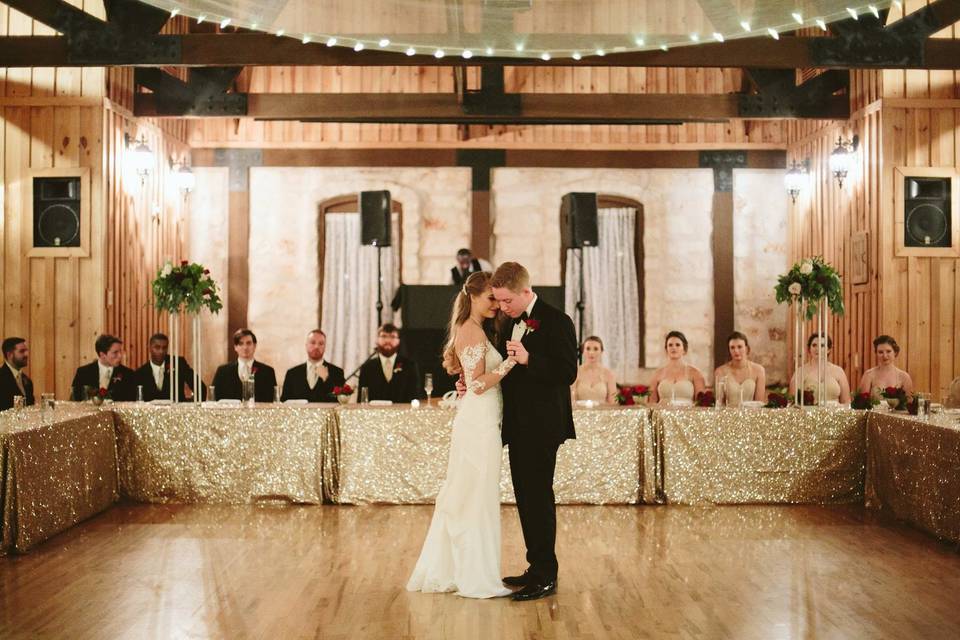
[[459, 341, 515, 395]]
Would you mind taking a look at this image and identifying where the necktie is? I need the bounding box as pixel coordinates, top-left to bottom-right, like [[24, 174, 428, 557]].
[[13, 370, 25, 396], [383, 358, 393, 383]]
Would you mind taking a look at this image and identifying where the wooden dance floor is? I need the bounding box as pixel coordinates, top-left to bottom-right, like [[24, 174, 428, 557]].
[[2, 503, 958, 640]]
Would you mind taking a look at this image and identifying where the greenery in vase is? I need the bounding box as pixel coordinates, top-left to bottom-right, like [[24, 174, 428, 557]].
[[152, 260, 224, 315], [774, 257, 845, 320]]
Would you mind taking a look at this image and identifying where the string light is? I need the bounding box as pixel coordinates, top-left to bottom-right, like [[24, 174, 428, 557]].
[[434, 49, 445, 58], [276, 29, 285, 37], [816, 18, 828, 31], [251, 22, 258, 30], [634, 36, 645, 46], [768, 27, 780, 39], [406, 47, 416, 56], [595, 48, 605, 56], [220, 17, 231, 28], [515, 43, 525, 52], [659, 44, 669, 51], [197, 15, 206, 23], [846, 7, 859, 19], [354, 42, 364, 51], [326, 37, 337, 46], [572, 51, 582, 60], [689, 33, 700, 42], [792, 12, 803, 24], [379, 38, 390, 47], [170, 8, 180, 17], [462, 50, 473, 59], [485, 47, 494, 56], [740, 20, 751, 32], [540, 52, 551, 61], [302, 35, 311, 44], [713, 32, 724, 42], [869, 5, 880, 18]]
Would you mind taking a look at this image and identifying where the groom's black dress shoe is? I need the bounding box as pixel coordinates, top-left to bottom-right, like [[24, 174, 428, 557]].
[[502, 572, 532, 588], [511, 580, 557, 601]]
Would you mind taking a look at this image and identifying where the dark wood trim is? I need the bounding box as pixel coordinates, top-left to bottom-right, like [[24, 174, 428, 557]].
[[227, 189, 249, 339], [711, 191, 735, 370]]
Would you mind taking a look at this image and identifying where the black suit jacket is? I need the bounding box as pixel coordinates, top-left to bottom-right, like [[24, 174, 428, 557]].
[[211, 360, 277, 402], [71, 361, 137, 401], [358, 354, 422, 403], [451, 259, 483, 286], [281, 361, 345, 402], [0, 364, 35, 410], [498, 298, 578, 447], [134, 356, 206, 402]]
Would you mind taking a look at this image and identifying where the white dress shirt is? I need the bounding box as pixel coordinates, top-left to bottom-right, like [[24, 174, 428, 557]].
[[307, 359, 326, 388], [238, 358, 254, 381], [6, 361, 26, 395], [511, 294, 539, 342], [150, 361, 165, 389], [98, 362, 114, 389], [379, 353, 397, 382]]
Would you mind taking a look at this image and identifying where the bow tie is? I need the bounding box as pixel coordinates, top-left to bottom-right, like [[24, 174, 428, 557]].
[[513, 312, 529, 326]]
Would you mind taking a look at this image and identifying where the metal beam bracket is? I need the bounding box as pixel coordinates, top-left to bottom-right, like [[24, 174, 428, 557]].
[[135, 67, 247, 116], [738, 69, 849, 118]]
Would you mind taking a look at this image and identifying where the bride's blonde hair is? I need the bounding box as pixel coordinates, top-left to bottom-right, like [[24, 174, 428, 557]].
[[442, 271, 493, 375]]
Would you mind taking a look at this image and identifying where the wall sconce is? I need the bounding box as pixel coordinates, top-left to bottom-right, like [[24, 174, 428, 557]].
[[829, 134, 859, 189], [125, 133, 154, 182], [784, 158, 810, 203], [173, 163, 196, 194]]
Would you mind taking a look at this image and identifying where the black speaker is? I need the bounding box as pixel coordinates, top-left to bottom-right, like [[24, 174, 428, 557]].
[[360, 190, 391, 247], [33, 177, 81, 248], [904, 177, 951, 248], [560, 192, 599, 248]]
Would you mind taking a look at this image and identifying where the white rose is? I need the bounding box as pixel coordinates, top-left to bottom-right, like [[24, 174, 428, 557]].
[[161, 262, 173, 277], [799, 261, 814, 275], [788, 282, 802, 295]]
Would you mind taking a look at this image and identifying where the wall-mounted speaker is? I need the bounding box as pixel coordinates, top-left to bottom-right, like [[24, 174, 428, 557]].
[[33, 177, 81, 248], [360, 190, 391, 247], [560, 192, 599, 248], [903, 177, 951, 248]]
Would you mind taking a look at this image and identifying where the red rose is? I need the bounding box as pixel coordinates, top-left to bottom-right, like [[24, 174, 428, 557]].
[[622, 394, 635, 406], [858, 392, 870, 399], [181, 260, 189, 266], [202, 288, 212, 295], [885, 386, 899, 395], [251, 366, 258, 375], [98, 387, 108, 397], [203, 269, 210, 275], [524, 318, 541, 331], [633, 385, 649, 396]]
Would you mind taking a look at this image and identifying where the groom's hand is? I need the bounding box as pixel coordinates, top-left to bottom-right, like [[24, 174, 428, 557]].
[[506, 340, 529, 365]]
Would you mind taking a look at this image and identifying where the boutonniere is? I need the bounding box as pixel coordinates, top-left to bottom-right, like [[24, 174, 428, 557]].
[[112, 374, 122, 383], [524, 318, 541, 333], [393, 364, 404, 374], [251, 366, 259, 375]]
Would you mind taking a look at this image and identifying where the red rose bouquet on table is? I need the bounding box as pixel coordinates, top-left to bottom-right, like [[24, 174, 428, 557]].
[[695, 390, 716, 407], [851, 391, 879, 410], [764, 392, 790, 409], [333, 384, 354, 404], [616, 385, 650, 406], [880, 386, 908, 410]]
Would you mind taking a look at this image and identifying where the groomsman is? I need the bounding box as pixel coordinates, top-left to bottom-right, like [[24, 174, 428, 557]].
[[451, 248, 493, 287], [358, 323, 422, 403], [211, 328, 277, 402], [281, 329, 345, 402], [71, 334, 137, 401], [1, 337, 34, 410], [134, 333, 206, 402]]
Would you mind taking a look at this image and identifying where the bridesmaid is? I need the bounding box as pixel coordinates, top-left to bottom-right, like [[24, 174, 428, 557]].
[[788, 333, 852, 404], [713, 331, 767, 406], [858, 335, 914, 395], [648, 331, 706, 405], [571, 336, 617, 404]]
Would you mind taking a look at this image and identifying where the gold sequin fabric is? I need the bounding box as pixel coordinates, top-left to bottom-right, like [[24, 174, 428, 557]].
[[865, 411, 960, 544], [654, 407, 867, 504], [113, 404, 336, 504], [1, 405, 118, 553]]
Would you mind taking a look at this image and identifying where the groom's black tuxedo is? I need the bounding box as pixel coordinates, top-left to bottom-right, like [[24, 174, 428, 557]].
[[497, 296, 578, 585], [133, 356, 206, 402], [281, 361, 345, 402]]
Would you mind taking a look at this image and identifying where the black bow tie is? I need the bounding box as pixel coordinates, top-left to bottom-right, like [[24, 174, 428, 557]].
[[513, 312, 529, 326]]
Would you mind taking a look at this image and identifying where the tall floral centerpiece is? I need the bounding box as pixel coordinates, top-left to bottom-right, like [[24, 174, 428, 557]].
[[152, 260, 223, 403], [774, 257, 844, 407]]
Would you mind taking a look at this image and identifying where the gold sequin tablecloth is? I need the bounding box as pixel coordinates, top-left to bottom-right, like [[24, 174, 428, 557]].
[[865, 411, 960, 544], [654, 407, 867, 504], [332, 406, 652, 504], [113, 404, 336, 504], [1, 406, 118, 554]]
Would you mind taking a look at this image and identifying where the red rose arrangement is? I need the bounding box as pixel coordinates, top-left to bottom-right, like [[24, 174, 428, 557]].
[[616, 385, 650, 406], [98, 387, 109, 398], [880, 386, 908, 409], [332, 384, 354, 396], [764, 392, 789, 408], [802, 389, 815, 405], [695, 390, 716, 407], [851, 391, 879, 410]]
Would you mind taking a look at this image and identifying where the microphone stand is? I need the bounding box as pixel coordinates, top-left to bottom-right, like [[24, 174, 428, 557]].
[[345, 348, 380, 383]]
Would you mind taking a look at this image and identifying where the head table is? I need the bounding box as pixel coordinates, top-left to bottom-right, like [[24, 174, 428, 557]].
[[1, 401, 957, 553]]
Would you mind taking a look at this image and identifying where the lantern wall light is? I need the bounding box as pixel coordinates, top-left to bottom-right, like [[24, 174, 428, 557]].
[[784, 158, 811, 203], [830, 134, 859, 189]]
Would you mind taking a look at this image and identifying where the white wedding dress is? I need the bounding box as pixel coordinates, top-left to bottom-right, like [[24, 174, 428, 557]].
[[406, 340, 512, 598]]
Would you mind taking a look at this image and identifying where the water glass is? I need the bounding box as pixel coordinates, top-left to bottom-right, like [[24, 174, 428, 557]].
[[715, 377, 725, 410], [136, 385, 144, 404], [360, 387, 369, 404], [274, 385, 281, 403], [208, 385, 216, 402], [41, 392, 55, 412], [424, 373, 434, 405], [12, 395, 25, 410]]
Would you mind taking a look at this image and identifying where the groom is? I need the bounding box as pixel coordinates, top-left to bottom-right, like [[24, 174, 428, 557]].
[[490, 262, 578, 601]]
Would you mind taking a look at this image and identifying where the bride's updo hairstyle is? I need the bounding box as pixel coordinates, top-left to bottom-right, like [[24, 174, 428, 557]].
[[442, 271, 492, 375]]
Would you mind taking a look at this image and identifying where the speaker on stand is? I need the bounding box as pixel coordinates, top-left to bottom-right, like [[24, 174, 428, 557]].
[[561, 192, 599, 349], [904, 177, 951, 248], [360, 190, 392, 326]]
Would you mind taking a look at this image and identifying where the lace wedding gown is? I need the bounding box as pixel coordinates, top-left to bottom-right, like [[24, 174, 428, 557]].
[[406, 340, 512, 598]]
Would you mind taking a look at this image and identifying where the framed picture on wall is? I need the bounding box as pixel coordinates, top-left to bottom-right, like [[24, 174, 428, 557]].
[[850, 231, 869, 285], [26, 167, 91, 258]]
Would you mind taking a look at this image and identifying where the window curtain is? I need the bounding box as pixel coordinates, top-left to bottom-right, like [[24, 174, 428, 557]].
[[564, 208, 641, 382], [321, 212, 400, 375]]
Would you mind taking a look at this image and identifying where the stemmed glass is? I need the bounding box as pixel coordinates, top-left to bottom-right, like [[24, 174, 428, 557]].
[[424, 373, 434, 407]]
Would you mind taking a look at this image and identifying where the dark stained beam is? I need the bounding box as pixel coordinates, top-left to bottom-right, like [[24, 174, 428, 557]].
[[135, 91, 847, 122], [3, 32, 960, 69]]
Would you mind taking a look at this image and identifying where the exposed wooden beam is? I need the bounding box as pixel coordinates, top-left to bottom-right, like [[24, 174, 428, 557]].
[[134, 91, 849, 122]]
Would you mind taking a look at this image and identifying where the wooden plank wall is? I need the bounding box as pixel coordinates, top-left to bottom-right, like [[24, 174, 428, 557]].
[[1, 2, 191, 398], [189, 65, 789, 149]]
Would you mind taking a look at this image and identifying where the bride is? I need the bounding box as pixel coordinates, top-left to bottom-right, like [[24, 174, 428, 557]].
[[406, 271, 517, 598]]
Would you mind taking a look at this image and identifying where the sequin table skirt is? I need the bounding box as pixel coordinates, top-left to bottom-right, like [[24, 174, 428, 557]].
[[332, 406, 653, 504], [113, 404, 336, 504], [1, 406, 118, 554], [653, 407, 867, 504], [865, 411, 960, 544]]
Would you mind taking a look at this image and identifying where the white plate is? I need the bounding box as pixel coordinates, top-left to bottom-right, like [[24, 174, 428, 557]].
[[741, 401, 764, 409]]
